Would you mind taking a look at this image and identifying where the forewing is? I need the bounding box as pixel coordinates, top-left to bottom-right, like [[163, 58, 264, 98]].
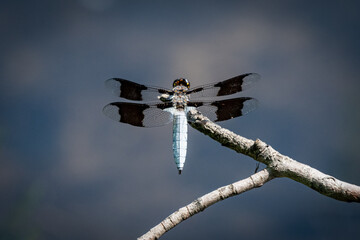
[[105, 78, 173, 101], [188, 97, 258, 122], [187, 73, 260, 99], [103, 102, 173, 127]]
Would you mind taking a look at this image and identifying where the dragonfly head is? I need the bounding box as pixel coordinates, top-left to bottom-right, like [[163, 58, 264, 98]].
[[173, 78, 190, 89]]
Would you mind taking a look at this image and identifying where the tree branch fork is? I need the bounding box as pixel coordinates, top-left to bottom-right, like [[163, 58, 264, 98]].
[[138, 110, 360, 240]]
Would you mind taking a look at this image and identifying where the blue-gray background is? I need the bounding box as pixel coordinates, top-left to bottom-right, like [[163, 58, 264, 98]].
[[1, 0, 360, 239]]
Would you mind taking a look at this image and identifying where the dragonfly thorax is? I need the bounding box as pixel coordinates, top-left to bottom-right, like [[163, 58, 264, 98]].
[[172, 86, 189, 109]]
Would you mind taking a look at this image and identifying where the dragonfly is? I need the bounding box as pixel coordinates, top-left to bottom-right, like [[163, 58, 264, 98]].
[[103, 73, 260, 174]]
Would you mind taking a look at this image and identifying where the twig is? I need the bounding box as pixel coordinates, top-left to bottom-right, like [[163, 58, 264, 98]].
[[138, 168, 274, 240]]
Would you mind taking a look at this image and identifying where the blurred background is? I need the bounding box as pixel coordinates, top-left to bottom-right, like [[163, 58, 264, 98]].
[[1, 0, 360, 239]]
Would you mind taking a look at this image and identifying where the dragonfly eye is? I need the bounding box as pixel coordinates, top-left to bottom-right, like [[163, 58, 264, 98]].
[[173, 78, 190, 89]]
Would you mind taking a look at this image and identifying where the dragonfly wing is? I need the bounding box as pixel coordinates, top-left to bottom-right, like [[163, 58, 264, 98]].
[[188, 97, 258, 122], [105, 78, 173, 101], [103, 102, 173, 127], [187, 73, 260, 99]]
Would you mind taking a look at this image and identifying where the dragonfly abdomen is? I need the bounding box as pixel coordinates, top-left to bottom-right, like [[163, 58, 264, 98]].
[[172, 109, 188, 174]]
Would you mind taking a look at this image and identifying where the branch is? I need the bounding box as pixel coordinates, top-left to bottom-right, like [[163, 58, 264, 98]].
[[138, 168, 274, 240], [187, 109, 360, 202], [138, 110, 360, 240]]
